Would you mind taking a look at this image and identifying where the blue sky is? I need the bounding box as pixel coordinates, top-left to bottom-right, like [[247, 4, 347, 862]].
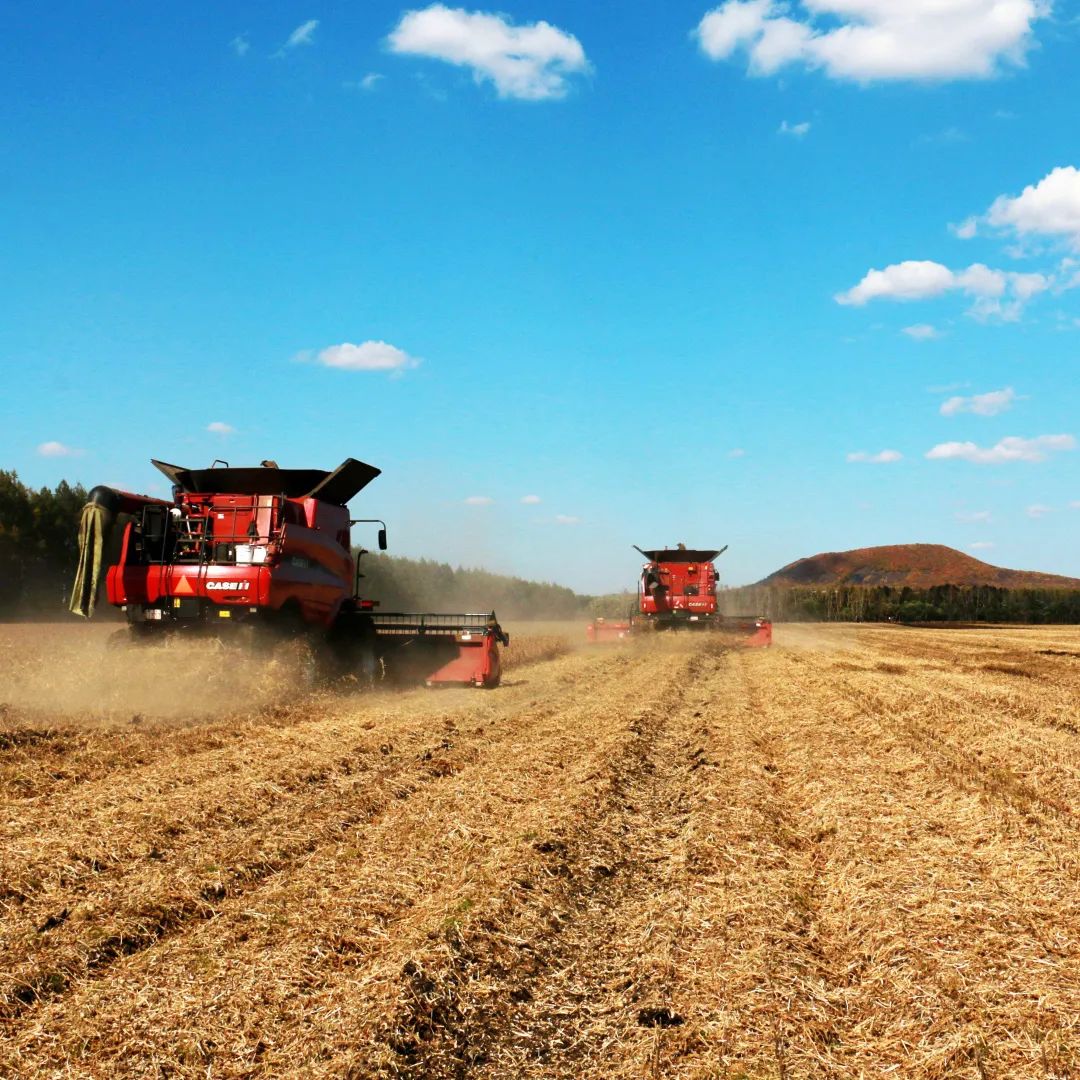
[[3, 0, 1080, 592]]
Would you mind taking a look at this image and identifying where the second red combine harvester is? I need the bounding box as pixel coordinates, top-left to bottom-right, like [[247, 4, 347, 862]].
[[69, 457, 509, 687], [636, 544, 772, 646], [587, 544, 771, 647]]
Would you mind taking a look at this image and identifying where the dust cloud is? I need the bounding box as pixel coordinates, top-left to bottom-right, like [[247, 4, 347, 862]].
[[0, 624, 303, 728]]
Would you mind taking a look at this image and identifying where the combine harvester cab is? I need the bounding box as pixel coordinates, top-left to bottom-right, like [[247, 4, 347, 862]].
[[68, 457, 509, 688]]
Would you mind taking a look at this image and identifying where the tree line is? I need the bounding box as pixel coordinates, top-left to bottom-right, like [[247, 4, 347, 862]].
[[0, 471, 89, 617], [720, 583, 1080, 625]]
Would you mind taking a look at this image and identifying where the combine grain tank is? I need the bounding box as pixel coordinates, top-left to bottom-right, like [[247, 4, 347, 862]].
[[69, 457, 509, 687]]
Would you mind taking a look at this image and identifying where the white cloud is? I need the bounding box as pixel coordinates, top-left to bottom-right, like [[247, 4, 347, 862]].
[[950, 216, 978, 240], [305, 340, 420, 372], [554, 514, 580, 525], [694, 0, 1046, 83], [360, 73, 384, 90], [903, 323, 940, 341], [939, 387, 1017, 417], [520, 494, 542, 505], [986, 166, 1080, 248], [231, 34, 250, 57], [728, 448, 747, 458], [206, 421, 236, 435], [778, 119, 810, 137], [926, 434, 1076, 464], [37, 441, 84, 458], [969, 541, 995, 550], [388, 5, 589, 100], [837, 260, 957, 304], [1070, 501, 1080, 510], [847, 449, 903, 464], [283, 19, 319, 50], [836, 260, 1049, 320], [955, 510, 992, 523], [1027, 503, 1054, 518], [464, 495, 494, 506]]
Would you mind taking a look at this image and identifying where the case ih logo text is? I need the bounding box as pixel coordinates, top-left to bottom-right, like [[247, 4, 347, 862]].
[[206, 581, 248, 591]]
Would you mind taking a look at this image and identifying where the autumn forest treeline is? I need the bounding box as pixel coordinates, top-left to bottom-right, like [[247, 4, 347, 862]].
[[721, 583, 1080, 625]]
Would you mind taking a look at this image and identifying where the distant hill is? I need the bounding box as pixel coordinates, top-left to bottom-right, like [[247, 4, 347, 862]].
[[758, 544, 1080, 589]]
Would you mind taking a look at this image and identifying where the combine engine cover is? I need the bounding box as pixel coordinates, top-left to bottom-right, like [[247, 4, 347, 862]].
[[635, 546, 724, 629]]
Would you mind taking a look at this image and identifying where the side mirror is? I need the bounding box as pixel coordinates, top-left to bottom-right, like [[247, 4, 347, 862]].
[[377, 527, 387, 551]]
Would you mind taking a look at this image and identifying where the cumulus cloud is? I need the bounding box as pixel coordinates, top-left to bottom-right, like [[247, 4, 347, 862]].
[[464, 495, 494, 506], [926, 434, 1076, 464], [955, 510, 992, 523], [694, 0, 1046, 83], [283, 20, 319, 50], [520, 494, 542, 504], [361, 73, 384, 90], [986, 166, 1080, 248], [206, 421, 236, 435], [847, 449, 903, 464], [1027, 503, 1054, 518], [950, 216, 978, 240], [778, 119, 810, 137], [554, 514, 580, 525], [231, 34, 250, 57], [940, 387, 1018, 417], [836, 260, 1050, 320], [388, 5, 589, 100], [37, 441, 84, 458], [303, 340, 420, 372], [903, 323, 940, 341]]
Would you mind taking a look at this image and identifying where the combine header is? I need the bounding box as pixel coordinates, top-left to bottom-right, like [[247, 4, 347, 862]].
[[69, 457, 509, 687]]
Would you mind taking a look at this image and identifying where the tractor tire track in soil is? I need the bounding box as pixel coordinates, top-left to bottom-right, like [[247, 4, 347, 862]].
[[3, 623, 1080, 1078]]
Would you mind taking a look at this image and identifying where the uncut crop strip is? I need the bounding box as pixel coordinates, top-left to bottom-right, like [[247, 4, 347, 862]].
[[0, 640, 697, 1075]]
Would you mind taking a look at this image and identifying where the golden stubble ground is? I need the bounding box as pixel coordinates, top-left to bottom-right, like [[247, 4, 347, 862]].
[[2, 621, 1079, 1078]]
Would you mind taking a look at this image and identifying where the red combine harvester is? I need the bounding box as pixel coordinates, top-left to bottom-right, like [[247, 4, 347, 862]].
[[634, 544, 772, 647], [69, 457, 509, 687]]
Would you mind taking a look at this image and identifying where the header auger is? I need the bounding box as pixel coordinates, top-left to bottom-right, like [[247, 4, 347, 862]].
[[69, 457, 509, 688]]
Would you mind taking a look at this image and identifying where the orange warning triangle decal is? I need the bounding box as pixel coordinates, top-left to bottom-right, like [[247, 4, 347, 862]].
[[173, 575, 195, 596]]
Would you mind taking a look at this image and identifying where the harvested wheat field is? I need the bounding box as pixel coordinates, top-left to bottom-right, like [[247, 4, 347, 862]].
[[3, 621, 1080, 1078]]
